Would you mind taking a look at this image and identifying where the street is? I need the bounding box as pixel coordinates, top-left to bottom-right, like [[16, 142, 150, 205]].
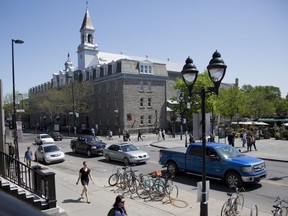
[[17, 132, 288, 215]]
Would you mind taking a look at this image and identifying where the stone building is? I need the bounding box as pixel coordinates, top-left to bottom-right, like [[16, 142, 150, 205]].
[[29, 7, 182, 135]]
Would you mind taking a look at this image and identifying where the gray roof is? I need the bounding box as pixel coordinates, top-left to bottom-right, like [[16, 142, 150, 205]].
[[95, 51, 183, 72], [80, 9, 94, 31]]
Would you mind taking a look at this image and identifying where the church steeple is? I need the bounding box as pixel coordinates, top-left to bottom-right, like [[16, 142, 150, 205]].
[[77, 3, 99, 70]]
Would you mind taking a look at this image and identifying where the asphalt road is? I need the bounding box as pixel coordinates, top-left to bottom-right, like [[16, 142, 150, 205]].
[[17, 133, 288, 215]]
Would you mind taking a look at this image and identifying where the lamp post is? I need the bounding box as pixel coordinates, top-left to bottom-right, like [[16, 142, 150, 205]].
[[67, 76, 76, 135], [181, 51, 227, 216], [12, 39, 24, 161]]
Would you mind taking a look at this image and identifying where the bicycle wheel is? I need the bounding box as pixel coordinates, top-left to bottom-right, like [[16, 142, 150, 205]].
[[235, 194, 244, 213], [168, 184, 178, 203], [136, 181, 150, 199], [221, 201, 231, 216], [149, 184, 165, 201], [250, 204, 258, 216], [108, 173, 119, 186], [128, 178, 139, 194], [119, 174, 129, 191]]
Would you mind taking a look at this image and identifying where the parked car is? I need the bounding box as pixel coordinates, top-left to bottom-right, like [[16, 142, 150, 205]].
[[35, 134, 54, 145], [70, 135, 106, 157], [103, 143, 150, 164], [49, 132, 63, 141], [159, 143, 267, 188], [34, 143, 65, 164]]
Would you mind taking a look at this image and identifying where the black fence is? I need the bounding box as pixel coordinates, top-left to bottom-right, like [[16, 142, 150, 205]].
[[0, 150, 56, 209]]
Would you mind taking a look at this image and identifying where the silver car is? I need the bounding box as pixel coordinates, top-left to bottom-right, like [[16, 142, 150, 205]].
[[34, 143, 65, 164], [35, 134, 55, 145], [103, 143, 150, 164]]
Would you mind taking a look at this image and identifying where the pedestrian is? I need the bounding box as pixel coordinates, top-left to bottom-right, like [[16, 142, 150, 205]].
[[246, 133, 253, 151], [8, 142, 15, 158], [24, 146, 33, 167], [161, 129, 165, 140], [126, 131, 131, 141], [76, 161, 94, 204], [91, 128, 95, 137], [227, 132, 235, 147], [157, 129, 161, 141], [137, 129, 143, 141], [8, 142, 15, 166], [108, 195, 127, 216], [251, 134, 257, 151], [241, 130, 247, 147], [108, 130, 113, 140], [189, 134, 195, 143]]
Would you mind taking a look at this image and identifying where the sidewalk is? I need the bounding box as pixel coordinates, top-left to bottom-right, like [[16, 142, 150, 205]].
[[44, 133, 287, 216]]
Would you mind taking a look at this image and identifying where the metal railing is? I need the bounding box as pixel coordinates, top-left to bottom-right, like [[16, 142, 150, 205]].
[[0, 150, 56, 209]]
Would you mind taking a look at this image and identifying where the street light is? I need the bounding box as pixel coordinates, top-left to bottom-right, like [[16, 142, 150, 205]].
[[67, 76, 76, 135], [12, 39, 24, 161], [181, 50, 227, 216]]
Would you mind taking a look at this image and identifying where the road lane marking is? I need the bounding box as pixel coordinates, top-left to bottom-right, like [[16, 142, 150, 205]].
[[262, 179, 288, 187]]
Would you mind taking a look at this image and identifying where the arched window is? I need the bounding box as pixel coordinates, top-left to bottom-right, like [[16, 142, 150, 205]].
[[88, 34, 92, 43]]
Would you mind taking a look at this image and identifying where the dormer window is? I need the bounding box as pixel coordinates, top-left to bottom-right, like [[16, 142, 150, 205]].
[[139, 61, 153, 74]]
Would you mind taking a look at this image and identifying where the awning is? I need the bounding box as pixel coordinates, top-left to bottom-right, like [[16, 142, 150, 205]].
[[257, 118, 288, 123], [231, 121, 268, 126], [166, 107, 173, 112], [167, 99, 178, 105]]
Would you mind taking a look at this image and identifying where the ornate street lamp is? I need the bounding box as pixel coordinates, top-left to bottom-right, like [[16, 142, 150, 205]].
[[12, 39, 24, 161], [181, 50, 227, 216]]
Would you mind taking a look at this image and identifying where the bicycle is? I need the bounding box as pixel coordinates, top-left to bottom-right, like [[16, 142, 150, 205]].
[[220, 187, 245, 216], [271, 196, 288, 216], [150, 170, 178, 203], [136, 173, 154, 199], [108, 166, 129, 187]]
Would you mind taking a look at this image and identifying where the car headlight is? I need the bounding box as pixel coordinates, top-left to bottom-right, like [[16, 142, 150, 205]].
[[242, 166, 253, 173], [91, 146, 97, 149], [130, 156, 137, 158]]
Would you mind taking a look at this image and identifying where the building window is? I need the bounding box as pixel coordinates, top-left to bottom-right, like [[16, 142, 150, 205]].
[[148, 98, 152, 107], [116, 61, 122, 73], [140, 115, 144, 125], [147, 81, 152, 92], [148, 115, 152, 125], [140, 98, 144, 107], [139, 81, 144, 92], [86, 71, 89, 81]]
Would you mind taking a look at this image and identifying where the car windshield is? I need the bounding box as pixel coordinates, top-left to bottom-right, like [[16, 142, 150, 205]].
[[216, 145, 242, 159], [41, 135, 51, 139], [121, 144, 138, 152], [43, 145, 60, 153], [86, 136, 100, 142]]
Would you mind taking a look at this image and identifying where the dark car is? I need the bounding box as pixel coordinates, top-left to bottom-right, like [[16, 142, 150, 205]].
[[70, 136, 106, 157], [49, 132, 63, 141]]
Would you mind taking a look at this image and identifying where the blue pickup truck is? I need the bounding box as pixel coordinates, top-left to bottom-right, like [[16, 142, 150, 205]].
[[159, 143, 267, 187]]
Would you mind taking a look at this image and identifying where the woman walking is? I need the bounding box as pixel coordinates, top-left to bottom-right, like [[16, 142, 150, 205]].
[[76, 161, 94, 203]]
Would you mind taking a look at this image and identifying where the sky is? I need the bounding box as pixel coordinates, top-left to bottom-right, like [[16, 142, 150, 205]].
[[1, 0, 288, 98]]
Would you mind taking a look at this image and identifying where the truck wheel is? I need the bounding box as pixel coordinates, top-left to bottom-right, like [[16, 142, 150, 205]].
[[225, 171, 242, 188], [167, 161, 179, 176]]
